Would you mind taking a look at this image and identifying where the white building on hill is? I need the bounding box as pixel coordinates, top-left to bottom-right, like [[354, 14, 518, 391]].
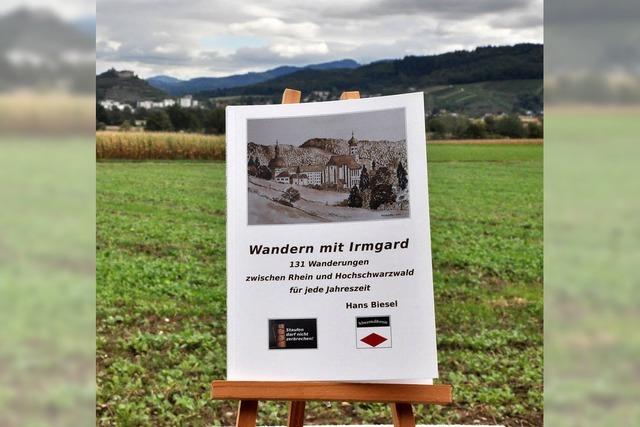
[[100, 99, 134, 111]]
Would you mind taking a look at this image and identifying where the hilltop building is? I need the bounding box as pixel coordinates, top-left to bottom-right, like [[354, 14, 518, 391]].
[[116, 70, 135, 78]]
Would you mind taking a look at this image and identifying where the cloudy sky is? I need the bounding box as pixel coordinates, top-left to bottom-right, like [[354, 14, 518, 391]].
[[2, 0, 93, 19], [97, 0, 543, 79]]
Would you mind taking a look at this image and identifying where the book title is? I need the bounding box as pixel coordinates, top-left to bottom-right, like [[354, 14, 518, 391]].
[[249, 238, 410, 255]]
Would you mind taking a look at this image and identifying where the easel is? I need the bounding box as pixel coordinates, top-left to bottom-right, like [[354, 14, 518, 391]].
[[212, 88, 452, 427]]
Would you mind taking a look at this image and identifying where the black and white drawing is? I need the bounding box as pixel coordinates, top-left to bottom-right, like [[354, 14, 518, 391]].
[[247, 108, 410, 225]]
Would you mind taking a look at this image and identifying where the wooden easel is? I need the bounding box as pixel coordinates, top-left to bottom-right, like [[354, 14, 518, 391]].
[[212, 89, 452, 427]]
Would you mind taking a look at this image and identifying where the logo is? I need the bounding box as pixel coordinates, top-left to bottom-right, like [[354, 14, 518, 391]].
[[268, 318, 317, 349], [356, 316, 391, 348]]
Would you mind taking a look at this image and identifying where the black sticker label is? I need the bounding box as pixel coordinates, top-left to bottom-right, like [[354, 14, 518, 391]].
[[356, 316, 391, 328], [268, 318, 318, 349]]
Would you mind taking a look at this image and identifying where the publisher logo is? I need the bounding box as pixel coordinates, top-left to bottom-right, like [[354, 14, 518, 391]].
[[268, 318, 317, 349], [356, 316, 391, 348]]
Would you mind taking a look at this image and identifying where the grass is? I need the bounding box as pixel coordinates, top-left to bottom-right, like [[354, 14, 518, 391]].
[[96, 144, 542, 426]]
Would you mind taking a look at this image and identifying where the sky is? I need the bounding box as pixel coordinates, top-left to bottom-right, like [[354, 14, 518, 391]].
[[1, 0, 94, 19], [248, 108, 406, 146], [96, 0, 543, 79]]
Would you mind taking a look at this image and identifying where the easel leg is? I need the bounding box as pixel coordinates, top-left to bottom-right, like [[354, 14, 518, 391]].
[[236, 400, 258, 427], [391, 403, 416, 427], [287, 401, 306, 427]]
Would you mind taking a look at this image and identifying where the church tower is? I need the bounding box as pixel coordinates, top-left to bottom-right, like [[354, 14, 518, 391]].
[[348, 131, 358, 161]]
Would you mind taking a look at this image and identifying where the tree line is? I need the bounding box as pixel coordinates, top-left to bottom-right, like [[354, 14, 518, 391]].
[[427, 113, 543, 139], [97, 104, 541, 140], [96, 104, 226, 134]]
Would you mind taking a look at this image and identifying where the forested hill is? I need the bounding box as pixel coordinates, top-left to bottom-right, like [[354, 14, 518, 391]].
[[204, 44, 542, 97], [97, 69, 167, 103]]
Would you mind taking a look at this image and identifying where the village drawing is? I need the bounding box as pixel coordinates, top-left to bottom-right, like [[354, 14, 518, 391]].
[[247, 109, 410, 225]]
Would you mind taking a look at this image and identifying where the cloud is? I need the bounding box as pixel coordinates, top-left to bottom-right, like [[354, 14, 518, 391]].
[[230, 17, 319, 38], [96, 0, 543, 78]]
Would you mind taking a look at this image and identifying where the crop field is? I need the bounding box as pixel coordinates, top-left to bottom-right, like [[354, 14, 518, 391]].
[[97, 144, 543, 426], [97, 131, 225, 160], [96, 130, 541, 161]]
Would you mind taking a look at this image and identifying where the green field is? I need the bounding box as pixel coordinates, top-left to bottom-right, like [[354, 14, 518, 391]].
[[97, 144, 543, 426]]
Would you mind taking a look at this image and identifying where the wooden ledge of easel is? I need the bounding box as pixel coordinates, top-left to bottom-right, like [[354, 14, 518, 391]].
[[211, 381, 452, 405], [281, 88, 361, 104]]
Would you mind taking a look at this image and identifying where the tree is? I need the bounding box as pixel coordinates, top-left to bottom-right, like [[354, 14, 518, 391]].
[[134, 107, 148, 120], [255, 157, 261, 167], [166, 105, 195, 131], [121, 106, 134, 123], [145, 110, 173, 131], [428, 117, 446, 139], [484, 115, 498, 134], [496, 114, 525, 138], [256, 165, 272, 180], [527, 121, 543, 138], [348, 186, 363, 208], [109, 106, 123, 125], [369, 167, 395, 210], [463, 122, 487, 139], [248, 156, 255, 167], [203, 108, 225, 134], [396, 162, 408, 190], [369, 183, 394, 210], [120, 120, 132, 131], [359, 166, 370, 191], [96, 103, 108, 124]]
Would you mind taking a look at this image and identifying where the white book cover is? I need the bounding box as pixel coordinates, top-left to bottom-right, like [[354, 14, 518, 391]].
[[226, 92, 438, 381]]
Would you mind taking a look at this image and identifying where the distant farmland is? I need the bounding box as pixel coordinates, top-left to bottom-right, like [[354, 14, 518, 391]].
[[97, 131, 541, 160]]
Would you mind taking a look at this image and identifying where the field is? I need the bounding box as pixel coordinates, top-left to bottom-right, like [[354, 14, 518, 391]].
[[97, 131, 225, 160], [97, 144, 543, 426], [97, 130, 541, 161]]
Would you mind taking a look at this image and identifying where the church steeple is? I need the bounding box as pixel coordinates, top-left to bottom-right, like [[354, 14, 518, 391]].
[[348, 131, 358, 160], [275, 139, 280, 158]]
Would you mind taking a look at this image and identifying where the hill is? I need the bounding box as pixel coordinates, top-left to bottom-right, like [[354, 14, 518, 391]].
[[147, 59, 360, 96], [204, 44, 543, 115], [423, 79, 542, 116], [97, 69, 167, 103]]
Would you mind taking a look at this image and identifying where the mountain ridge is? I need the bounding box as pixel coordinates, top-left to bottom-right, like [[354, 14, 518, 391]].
[[208, 44, 543, 98], [147, 59, 360, 96]]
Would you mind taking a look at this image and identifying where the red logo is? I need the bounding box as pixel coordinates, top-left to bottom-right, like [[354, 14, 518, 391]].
[[360, 333, 388, 347]]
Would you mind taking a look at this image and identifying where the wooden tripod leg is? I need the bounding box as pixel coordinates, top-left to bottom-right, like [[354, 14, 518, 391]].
[[236, 400, 258, 427], [391, 403, 416, 427], [287, 401, 306, 427]]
